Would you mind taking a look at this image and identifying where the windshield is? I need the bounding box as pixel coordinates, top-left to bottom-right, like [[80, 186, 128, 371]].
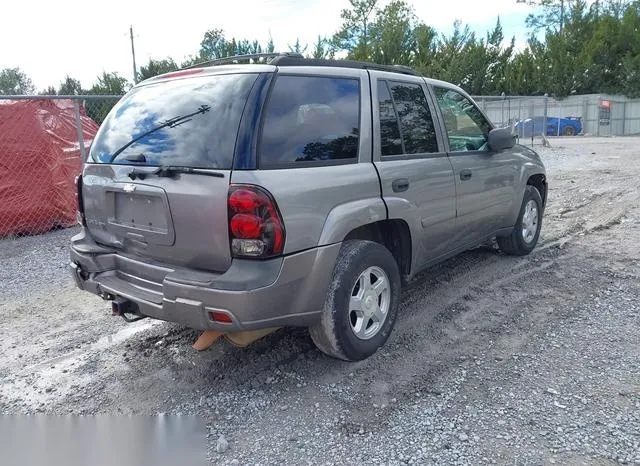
[[89, 73, 259, 169]]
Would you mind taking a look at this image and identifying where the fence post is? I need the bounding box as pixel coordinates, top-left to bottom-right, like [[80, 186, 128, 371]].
[[543, 93, 549, 138], [517, 98, 522, 139], [501, 92, 506, 127], [596, 97, 600, 137], [622, 101, 627, 136], [558, 102, 561, 136], [518, 98, 522, 122], [582, 97, 589, 135], [73, 99, 87, 162]]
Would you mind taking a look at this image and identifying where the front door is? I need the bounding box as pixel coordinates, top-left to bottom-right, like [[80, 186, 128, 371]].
[[430, 86, 519, 246], [369, 71, 456, 271]]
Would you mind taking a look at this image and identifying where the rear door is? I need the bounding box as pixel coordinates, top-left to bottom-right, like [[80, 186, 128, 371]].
[[369, 71, 456, 270], [82, 72, 262, 273], [430, 85, 519, 245]]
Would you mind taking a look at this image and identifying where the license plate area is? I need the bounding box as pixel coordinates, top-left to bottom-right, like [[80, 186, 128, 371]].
[[105, 185, 175, 246], [113, 193, 168, 232]]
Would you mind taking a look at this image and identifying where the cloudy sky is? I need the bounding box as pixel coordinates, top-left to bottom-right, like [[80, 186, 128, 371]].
[[2, 0, 538, 91]]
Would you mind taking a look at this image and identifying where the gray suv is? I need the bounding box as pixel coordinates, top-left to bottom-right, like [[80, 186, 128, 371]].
[[70, 53, 547, 361]]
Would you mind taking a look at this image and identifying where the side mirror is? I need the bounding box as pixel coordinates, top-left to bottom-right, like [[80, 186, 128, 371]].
[[488, 127, 516, 152]]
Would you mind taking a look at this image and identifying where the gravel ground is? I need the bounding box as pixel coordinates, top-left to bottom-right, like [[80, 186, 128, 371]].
[[1, 137, 639, 465]]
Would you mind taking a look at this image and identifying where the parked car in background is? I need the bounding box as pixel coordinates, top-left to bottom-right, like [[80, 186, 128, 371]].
[[515, 116, 582, 137]]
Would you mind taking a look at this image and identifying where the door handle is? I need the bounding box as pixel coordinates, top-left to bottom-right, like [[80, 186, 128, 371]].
[[392, 178, 410, 193], [460, 169, 472, 181]]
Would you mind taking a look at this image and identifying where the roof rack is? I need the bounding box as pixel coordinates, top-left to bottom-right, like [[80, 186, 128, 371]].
[[183, 52, 420, 77], [183, 52, 304, 69], [269, 57, 420, 76]]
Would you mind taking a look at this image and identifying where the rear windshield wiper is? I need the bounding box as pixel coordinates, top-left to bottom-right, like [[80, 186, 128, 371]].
[[108, 105, 211, 163], [128, 165, 224, 180]]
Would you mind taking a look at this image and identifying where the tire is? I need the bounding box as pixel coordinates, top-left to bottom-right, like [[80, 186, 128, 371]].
[[563, 126, 576, 136], [309, 240, 401, 361], [497, 185, 543, 256]]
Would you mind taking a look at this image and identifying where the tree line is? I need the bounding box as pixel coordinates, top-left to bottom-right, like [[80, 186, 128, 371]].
[[1, 0, 639, 103]]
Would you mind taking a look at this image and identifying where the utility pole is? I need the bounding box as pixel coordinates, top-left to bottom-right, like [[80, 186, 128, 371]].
[[130, 25, 138, 84], [560, 0, 565, 34]]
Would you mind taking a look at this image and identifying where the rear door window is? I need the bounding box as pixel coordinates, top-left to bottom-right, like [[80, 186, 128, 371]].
[[89, 73, 258, 169], [378, 80, 403, 156], [377, 80, 439, 156], [387, 81, 439, 154], [259, 76, 360, 166]]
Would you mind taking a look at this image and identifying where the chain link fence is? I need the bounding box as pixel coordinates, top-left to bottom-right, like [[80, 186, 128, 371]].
[[474, 94, 640, 145], [0, 95, 121, 238], [1, 92, 639, 239]]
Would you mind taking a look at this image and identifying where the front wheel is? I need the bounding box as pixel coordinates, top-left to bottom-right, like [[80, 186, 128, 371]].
[[497, 185, 543, 256], [310, 240, 401, 361]]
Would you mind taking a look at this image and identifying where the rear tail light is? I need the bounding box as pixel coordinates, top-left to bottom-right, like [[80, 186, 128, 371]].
[[75, 174, 86, 226], [228, 185, 285, 258]]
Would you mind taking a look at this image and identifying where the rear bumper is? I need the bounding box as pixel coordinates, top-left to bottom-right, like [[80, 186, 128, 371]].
[[70, 230, 341, 331]]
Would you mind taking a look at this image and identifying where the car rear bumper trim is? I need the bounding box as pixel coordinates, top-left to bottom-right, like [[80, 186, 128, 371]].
[[70, 233, 341, 331]]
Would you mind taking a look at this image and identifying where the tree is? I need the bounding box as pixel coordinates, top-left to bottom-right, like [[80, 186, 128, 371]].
[[266, 33, 276, 53], [138, 58, 178, 81], [481, 18, 516, 94], [310, 36, 334, 59], [288, 37, 308, 55], [39, 86, 57, 95], [236, 39, 262, 55], [199, 28, 234, 59], [432, 21, 478, 87], [198, 29, 272, 61], [180, 54, 202, 68], [86, 72, 131, 124], [0, 67, 35, 95], [525, 0, 579, 33], [89, 71, 130, 95], [412, 23, 439, 74], [368, 0, 417, 65], [504, 47, 543, 95], [332, 0, 378, 60], [613, 0, 640, 96], [58, 75, 83, 95]]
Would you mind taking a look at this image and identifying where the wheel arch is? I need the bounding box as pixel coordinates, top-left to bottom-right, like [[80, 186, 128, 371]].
[[343, 219, 412, 281], [527, 173, 547, 210]]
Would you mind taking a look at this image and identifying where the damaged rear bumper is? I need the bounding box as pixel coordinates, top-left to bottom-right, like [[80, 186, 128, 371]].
[[69, 230, 340, 331]]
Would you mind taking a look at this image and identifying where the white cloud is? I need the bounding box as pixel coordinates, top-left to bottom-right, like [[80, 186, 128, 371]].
[[2, 0, 534, 91]]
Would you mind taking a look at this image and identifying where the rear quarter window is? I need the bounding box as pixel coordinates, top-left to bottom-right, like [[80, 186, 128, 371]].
[[259, 76, 360, 167]]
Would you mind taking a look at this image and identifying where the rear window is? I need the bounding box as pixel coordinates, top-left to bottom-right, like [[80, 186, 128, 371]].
[[259, 76, 360, 167], [89, 73, 258, 169]]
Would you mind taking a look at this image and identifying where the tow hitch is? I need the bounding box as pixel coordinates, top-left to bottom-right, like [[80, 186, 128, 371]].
[[111, 298, 147, 323]]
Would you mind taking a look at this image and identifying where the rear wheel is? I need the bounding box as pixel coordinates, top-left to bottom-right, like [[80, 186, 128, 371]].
[[563, 126, 576, 136], [497, 185, 543, 256], [310, 240, 400, 361]]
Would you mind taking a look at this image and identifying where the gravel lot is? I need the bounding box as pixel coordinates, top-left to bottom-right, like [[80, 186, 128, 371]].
[[1, 137, 639, 465]]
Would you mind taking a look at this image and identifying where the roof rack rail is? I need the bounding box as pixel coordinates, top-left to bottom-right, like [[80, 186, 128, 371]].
[[182, 53, 420, 77], [183, 52, 304, 69], [266, 56, 420, 76]]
